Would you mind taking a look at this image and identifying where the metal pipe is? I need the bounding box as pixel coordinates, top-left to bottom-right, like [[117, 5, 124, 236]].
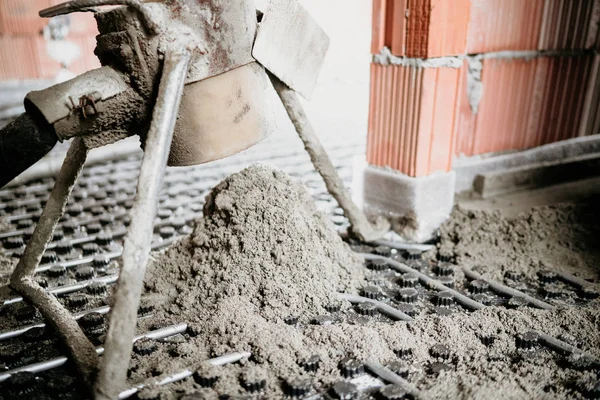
[[0, 112, 58, 188], [365, 361, 422, 399], [95, 49, 191, 400], [0, 323, 187, 383], [462, 268, 555, 310], [338, 293, 413, 321], [536, 332, 600, 368], [3, 275, 119, 306], [3, 238, 180, 306], [371, 238, 435, 252], [270, 74, 390, 243], [0, 305, 111, 341], [554, 271, 593, 289], [362, 254, 486, 311], [117, 352, 252, 399]]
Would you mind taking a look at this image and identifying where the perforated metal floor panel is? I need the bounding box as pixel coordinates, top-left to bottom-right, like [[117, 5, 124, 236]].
[[0, 137, 599, 399]]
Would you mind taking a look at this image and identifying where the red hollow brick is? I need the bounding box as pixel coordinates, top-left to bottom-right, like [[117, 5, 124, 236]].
[[467, 0, 545, 53], [371, 0, 387, 54], [371, 0, 469, 57], [426, 0, 470, 57], [386, 0, 407, 56], [0, 36, 39, 79], [67, 13, 100, 36], [579, 54, 600, 137], [0, 0, 51, 34], [539, 0, 600, 50], [367, 62, 462, 177], [405, 0, 430, 58], [454, 55, 594, 158], [31, 35, 62, 79]]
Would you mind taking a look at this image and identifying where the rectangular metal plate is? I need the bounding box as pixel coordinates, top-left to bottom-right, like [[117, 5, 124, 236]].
[[252, 0, 330, 99]]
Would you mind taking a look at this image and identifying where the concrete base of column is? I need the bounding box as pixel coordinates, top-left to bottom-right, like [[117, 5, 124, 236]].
[[352, 159, 455, 243]]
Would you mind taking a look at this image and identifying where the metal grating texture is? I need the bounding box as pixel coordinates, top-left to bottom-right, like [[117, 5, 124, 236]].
[[0, 135, 599, 399]]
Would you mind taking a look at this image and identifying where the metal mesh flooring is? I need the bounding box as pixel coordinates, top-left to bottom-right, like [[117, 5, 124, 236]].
[[0, 136, 599, 399]]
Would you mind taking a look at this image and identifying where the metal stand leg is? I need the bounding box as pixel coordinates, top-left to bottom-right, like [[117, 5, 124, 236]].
[[269, 75, 390, 242], [95, 49, 191, 399], [9, 137, 99, 386]]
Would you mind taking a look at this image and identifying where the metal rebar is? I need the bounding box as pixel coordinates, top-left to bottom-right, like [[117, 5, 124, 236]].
[[0, 323, 187, 383], [371, 238, 435, 252], [95, 49, 191, 400], [3, 236, 180, 307], [35, 252, 120, 273], [270, 74, 390, 243], [338, 293, 413, 321], [365, 361, 422, 399], [117, 352, 252, 399], [536, 332, 600, 368], [361, 254, 486, 311], [462, 268, 555, 310], [554, 271, 593, 289], [3, 275, 119, 306], [0, 305, 111, 341]]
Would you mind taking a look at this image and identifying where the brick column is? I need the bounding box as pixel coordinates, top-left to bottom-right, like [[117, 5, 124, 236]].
[[355, 0, 600, 242]]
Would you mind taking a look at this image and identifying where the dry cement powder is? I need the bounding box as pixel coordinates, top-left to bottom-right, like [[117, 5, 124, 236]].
[[133, 166, 600, 399]]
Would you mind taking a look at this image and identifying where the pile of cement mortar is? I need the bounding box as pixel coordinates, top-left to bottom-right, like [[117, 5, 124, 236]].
[[144, 164, 365, 322], [433, 203, 600, 282], [132, 166, 600, 399]]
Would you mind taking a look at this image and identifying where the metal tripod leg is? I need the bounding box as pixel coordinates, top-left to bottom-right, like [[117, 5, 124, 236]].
[[95, 49, 191, 400], [269, 74, 390, 242], [9, 137, 99, 386]]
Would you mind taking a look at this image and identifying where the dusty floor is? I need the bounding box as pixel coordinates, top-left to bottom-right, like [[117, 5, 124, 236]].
[[434, 200, 600, 283], [456, 176, 600, 219], [1, 164, 598, 399], [130, 168, 600, 399]]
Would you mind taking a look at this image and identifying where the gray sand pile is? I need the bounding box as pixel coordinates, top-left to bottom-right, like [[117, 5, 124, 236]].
[[144, 164, 365, 322], [434, 204, 600, 282], [134, 168, 599, 399], [137, 164, 372, 393]]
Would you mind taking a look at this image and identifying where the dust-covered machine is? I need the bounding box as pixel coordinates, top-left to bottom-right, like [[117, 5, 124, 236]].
[[0, 1, 390, 397]]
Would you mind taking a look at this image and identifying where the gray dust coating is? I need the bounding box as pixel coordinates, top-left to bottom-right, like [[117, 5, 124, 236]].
[[131, 165, 599, 399], [434, 203, 600, 283]]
